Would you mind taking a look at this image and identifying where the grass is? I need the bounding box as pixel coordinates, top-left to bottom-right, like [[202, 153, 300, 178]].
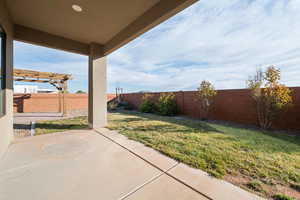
[[35, 116, 88, 135], [272, 194, 295, 200], [107, 111, 300, 199], [246, 181, 265, 193], [35, 111, 300, 199]]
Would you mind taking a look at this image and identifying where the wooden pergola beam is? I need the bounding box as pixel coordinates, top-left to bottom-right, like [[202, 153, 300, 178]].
[[13, 78, 57, 83], [14, 69, 72, 81], [13, 68, 72, 116]]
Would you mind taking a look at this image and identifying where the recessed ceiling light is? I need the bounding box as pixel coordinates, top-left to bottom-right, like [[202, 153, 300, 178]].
[[72, 4, 82, 12]]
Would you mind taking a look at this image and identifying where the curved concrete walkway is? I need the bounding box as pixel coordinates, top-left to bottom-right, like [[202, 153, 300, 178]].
[[0, 129, 263, 200]]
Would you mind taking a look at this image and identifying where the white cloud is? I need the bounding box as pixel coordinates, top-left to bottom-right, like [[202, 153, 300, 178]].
[[108, 0, 300, 92], [13, 0, 300, 93]]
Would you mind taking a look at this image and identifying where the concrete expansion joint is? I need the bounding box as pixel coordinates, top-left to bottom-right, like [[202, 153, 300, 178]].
[[165, 170, 213, 200], [95, 129, 213, 200], [94, 129, 167, 172], [119, 163, 179, 200]]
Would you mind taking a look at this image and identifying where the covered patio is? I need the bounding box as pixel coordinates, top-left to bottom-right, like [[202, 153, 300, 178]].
[[0, 1, 264, 199], [0, 0, 198, 158]]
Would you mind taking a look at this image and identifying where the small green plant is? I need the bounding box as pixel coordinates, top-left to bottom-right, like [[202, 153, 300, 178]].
[[247, 66, 293, 129], [246, 181, 264, 193], [139, 93, 156, 113], [272, 194, 294, 200], [197, 80, 217, 120], [157, 93, 178, 116]]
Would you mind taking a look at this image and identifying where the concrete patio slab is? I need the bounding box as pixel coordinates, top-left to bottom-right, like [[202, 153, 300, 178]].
[[0, 130, 162, 200], [124, 174, 208, 200], [168, 162, 264, 200], [0, 130, 209, 200], [96, 128, 179, 171]]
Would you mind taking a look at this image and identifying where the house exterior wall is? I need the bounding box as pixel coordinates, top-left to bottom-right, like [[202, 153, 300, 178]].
[[122, 87, 300, 131], [0, 0, 14, 158]]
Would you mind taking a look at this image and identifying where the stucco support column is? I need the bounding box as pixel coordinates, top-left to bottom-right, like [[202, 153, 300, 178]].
[[88, 43, 107, 129]]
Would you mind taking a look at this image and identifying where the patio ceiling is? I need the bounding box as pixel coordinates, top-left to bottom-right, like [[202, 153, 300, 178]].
[[6, 0, 198, 55]]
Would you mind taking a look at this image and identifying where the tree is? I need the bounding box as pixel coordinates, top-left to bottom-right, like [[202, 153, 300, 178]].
[[247, 66, 293, 129], [197, 80, 217, 120], [76, 90, 86, 94]]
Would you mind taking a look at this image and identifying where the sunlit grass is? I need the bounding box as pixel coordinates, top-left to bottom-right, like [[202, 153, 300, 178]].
[[107, 111, 300, 198]]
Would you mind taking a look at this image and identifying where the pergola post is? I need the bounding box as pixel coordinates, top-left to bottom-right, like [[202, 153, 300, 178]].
[[62, 81, 67, 116], [58, 89, 62, 113], [88, 43, 107, 129]]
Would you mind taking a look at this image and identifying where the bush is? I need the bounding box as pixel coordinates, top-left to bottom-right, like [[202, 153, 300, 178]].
[[157, 93, 178, 116], [139, 94, 156, 113]]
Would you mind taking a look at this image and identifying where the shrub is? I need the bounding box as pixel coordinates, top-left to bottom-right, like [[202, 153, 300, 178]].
[[139, 93, 156, 113], [197, 80, 217, 120], [157, 93, 178, 116], [247, 66, 293, 129]]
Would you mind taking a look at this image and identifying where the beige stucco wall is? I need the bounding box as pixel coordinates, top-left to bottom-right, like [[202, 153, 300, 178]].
[[88, 43, 107, 129], [0, 1, 14, 158]]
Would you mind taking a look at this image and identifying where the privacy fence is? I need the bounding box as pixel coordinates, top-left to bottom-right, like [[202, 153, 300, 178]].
[[122, 87, 300, 131], [13, 93, 116, 114]]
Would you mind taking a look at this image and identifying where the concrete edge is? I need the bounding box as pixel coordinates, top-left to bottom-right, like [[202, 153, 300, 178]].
[[95, 127, 265, 200]]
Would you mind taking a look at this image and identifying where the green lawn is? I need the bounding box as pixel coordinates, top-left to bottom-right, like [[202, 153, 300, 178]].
[[35, 116, 88, 135], [35, 111, 300, 199]]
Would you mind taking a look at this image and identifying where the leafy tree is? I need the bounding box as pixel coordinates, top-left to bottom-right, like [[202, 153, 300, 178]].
[[157, 93, 178, 116], [76, 90, 86, 94], [247, 66, 293, 129], [197, 80, 217, 120]]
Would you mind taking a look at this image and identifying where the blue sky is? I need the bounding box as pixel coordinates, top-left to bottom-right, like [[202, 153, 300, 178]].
[[14, 0, 300, 93]]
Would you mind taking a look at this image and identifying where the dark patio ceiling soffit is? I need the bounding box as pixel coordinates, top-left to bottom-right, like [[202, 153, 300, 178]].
[[7, 0, 198, 56]]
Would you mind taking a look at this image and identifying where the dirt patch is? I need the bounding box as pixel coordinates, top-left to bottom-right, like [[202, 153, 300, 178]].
[[225, 173, 300, 199]]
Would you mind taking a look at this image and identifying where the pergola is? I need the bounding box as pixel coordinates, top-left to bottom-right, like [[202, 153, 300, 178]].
[[13, 69, 72, 115]]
